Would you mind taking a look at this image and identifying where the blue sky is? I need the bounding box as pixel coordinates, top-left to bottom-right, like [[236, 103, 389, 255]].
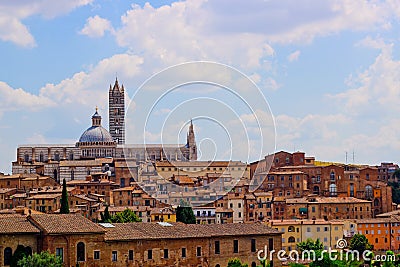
[[1, 0, 400, 173]]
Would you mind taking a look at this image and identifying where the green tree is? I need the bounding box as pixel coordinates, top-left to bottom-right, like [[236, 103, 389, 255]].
[[258, 259, 272, 267], [176, 206, 196, 224], [297, 238, 324, 252], [382, 250, 396, 267], [288, 264, 306, 267], [17, 251, 62, 267], [11, 245, 30, 267], [100, 205, 112, 223], [227, 258, 248, 267], [60, 178, 69, 214], [109, 208, 141, 223], [388, 181, 400, 204], [349, 234, 372, 255]]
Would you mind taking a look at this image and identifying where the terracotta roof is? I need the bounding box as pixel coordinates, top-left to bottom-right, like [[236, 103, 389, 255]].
[[357, 215, 400, 224], [113, 186, 135, 192], [59, 160, 102, 167], [29, 214, 105, 234], [215, 207, 234, 213], [156, 161, 248, 167], [98, 206, 151, 213], [0, 188, 17, 194], [103, 222, 280, 241], [67, 179, 117, 185], [10, 193, 27, 198], [286, 197, 371, 204], [26, 194, 61, 199], [376, 210, 400, 217], [262, 171, 305, 175], [0, 215, 40, 234], [175, 176, 195, 184]]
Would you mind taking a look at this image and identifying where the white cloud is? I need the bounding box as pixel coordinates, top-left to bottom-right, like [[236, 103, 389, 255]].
[[109, 0, 400, 93], [80, 15, 113, 37], [0, 82, 55, 112], [40, 53, 143, 107], [287, 50, 301, 62], [0, 0, 93, 47], [263, 77, 281, 91], [330, 40, 400, 114]]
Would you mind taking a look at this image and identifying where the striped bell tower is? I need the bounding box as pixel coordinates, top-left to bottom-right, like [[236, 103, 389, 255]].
[[109, 78, 125, 144]]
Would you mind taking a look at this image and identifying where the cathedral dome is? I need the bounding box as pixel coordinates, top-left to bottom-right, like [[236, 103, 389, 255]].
[[78, 108, 115, 143], [79, 126, 114, 143]]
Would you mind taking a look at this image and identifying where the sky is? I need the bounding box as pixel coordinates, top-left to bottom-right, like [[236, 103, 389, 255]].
[[1, 0, 400, 173]]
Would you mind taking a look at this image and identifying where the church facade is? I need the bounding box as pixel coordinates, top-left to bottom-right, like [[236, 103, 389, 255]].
[[12, 79, 197, 182]]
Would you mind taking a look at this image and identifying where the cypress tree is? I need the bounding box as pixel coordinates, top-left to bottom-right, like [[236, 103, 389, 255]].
[[103, 205, 111, 222], [60, 178, 69, 214]]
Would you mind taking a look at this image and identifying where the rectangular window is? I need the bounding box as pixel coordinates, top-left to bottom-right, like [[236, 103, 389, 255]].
[[94, 250, 100, 260], [196, 247, 202, 257], [56, 248, 63, 262], [251, 239, 256, 252], [233, 240, 239, 253], [128, 250, 134, 261], [148, 250, 153, 260], [163, 249, 169, 259], [215, 241, 220, 254], [182, 248, 186, 258], [112, 251, 117, 262]]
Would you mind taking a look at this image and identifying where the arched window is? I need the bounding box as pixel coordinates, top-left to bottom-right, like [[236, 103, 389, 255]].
[[71, 169, 75, 181], [24, 154, 29, 163], [54, 151, 60, 161], [216, 265, 221, 267], [374, 198, 380, 207], [365, 185, 373, 199], [330, 171, 335, 181], [288, 226, 295, 232], [69, 152, 74, 161], [313, 186, 320, 195], [288, 236, 296, 243], [350, 183, 354, 197], [77, 242, 85, 262], [252, 263, 257, 267], [4, 247, 12, 265], [329, 184, 337, 196], [53, 169, 58, 182], [39, 152, 44, 162]]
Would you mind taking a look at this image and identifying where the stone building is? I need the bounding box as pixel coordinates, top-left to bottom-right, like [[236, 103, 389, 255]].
[[251, 151, 393, 216], [12, 79, 198, 182], [267, 219, 345, 251], [357, 215, 400, 251], [0, 214, 282, 267], [283, 196, 373, 220]]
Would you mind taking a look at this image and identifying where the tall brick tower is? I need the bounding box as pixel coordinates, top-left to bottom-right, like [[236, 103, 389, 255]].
[[109, 78, 125, 144], [187, 120, 197, 160]]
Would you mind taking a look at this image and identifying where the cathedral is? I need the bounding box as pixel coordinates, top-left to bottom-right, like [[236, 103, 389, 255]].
[[12, 79, 197, 182]]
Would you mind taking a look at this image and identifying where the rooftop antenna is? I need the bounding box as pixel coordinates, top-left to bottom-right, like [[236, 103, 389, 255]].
[[352, 150, 355, 164], [345, 151, 348, 164]]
